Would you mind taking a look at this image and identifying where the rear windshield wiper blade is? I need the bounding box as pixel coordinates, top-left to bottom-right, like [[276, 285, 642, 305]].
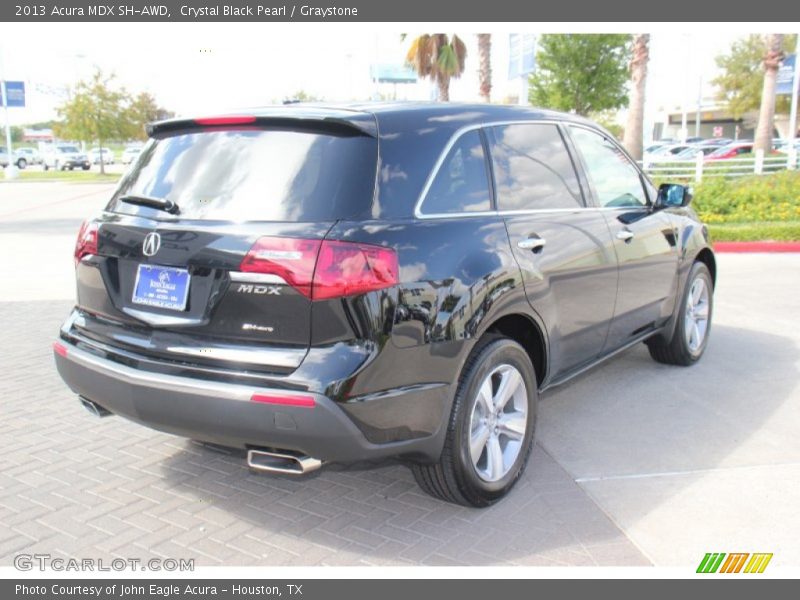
[[119, 194, 180, 215]]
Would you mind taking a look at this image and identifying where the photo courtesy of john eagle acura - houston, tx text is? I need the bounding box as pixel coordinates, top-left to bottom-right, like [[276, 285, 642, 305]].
[[53, 102, 715, 507]]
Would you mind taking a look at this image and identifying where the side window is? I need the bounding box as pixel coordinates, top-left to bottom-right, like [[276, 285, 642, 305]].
[[488, 123, 583, 211], [569, 127, 648, 208], [422, 129, 492, 215]]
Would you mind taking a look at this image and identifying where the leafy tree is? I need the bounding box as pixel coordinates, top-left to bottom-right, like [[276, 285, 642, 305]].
[[55, 70, 172, 172], [284, 90, 322, 103], [591, 110, 624, 140], [405, 34, 467, 102], [127, 92, 174, 141], [529, 34, 632, 116], [8, 125, 25, 144], [713, 34, 797, 119], [477, 34, 492, 102], [55, 70, 134, 173]]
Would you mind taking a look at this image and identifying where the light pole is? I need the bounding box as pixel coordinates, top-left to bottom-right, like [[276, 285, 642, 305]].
[[0, 45, 18, 180], [789, 37, 800, 161]]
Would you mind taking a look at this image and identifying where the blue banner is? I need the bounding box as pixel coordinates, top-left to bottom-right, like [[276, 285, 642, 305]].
[[0, 80, 25, 107], [777, 54, 796, 96]]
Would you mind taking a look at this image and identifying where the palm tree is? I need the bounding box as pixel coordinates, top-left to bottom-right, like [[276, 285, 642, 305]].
[[405, 34, 467, 102], [754, 34, 784, 153], [623, 34, 649, 161], [477, 34, 492, 102]]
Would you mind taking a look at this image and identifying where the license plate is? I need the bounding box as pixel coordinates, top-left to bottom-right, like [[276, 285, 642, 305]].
[[132, 264, 191, 311]]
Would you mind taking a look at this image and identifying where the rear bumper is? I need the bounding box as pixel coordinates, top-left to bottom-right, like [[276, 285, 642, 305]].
[[54, 340, 444, 463]]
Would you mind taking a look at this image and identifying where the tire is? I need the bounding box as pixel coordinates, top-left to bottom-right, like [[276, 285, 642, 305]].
[[647, 261, 713, 366], [82, 165, 90, 171], [16, 158, 26, 169], [411, 336, 538, 507]]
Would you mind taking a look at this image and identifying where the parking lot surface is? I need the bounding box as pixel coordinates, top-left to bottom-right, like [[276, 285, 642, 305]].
[[1, 182, 798, 567]]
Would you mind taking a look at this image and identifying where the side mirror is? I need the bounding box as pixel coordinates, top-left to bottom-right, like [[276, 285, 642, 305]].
[[656, 183, 693, 208]]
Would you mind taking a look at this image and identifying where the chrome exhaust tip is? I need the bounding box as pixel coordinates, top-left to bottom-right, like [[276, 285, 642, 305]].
[[79, 396, 112, 417], [247, 449, 322, 476]]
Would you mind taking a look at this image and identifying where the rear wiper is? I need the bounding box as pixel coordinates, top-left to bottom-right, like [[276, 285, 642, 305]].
[[119, 194, 180, 215]]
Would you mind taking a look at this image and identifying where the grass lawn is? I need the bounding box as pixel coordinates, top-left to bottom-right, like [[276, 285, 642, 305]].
[[708, 221, 800, 242], [1, 170, 121, 184]]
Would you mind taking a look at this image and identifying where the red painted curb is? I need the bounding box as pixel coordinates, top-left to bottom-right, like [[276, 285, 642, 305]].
[[713, 241, 800, 253]]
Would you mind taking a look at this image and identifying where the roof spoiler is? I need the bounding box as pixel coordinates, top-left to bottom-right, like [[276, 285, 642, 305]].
[[146, 112, 378, 139]]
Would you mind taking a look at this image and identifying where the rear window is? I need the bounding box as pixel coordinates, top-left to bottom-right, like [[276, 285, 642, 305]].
[[107, 128, 378, 222]]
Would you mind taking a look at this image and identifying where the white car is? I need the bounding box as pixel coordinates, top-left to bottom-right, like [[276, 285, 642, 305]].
[[643, 144, 692, 169], [42, 144, 91, 171], [13, 148, 42, 168], [121, 146, 142, 164], [89, 147, 115, 165]]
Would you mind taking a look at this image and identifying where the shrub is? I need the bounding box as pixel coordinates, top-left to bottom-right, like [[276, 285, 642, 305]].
[[683, 171, 800, 224]]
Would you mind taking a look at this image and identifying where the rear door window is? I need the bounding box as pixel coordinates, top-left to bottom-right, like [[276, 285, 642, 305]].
[[488, 123, 584, 211], [421, 129, 492, 215], [107, 127, 378, 222]]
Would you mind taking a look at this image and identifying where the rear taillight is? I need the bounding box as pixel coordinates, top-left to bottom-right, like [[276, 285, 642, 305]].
[[240, 237, 399, 300], [240, 237, 321, 297], [74, 221, 98, 264], [313, 240, 399, 300]]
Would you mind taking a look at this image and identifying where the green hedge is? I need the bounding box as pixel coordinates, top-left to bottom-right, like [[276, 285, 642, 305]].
[[683, 171, 800, 224]]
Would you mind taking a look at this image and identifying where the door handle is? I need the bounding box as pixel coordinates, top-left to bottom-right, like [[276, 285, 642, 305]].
[[517, 237, 546, 252], [616, 229, 635, 243]]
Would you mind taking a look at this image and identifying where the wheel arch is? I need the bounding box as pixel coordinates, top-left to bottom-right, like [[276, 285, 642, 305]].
[[482, 313, 547, 388], [694, 246, 716, 287]]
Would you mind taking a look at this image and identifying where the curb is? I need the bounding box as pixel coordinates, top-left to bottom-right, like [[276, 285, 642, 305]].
[[714, 241, 800, 253]]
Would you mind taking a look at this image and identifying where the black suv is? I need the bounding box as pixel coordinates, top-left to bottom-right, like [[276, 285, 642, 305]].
[[54, 104, 715, 507]]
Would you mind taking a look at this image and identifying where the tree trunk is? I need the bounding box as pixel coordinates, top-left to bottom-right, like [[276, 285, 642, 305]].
[[437, 76, 450, 102], [477, 34, 492, 103], [623, 34, 650, 161], [754, 34, 784, 153]]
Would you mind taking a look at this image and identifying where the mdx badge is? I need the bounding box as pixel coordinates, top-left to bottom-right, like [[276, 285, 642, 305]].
[[142, 232, 161, 257], [236, 284, 281, 295]]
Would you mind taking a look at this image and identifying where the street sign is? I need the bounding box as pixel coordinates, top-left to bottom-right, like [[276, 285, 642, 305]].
[[508, 34, 536, 79], [370, 64, 417, 84], [0, 81, 25, 107], [777, 54, 796, 96]]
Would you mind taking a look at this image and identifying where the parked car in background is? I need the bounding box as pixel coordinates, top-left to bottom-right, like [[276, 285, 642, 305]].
[[0, 147, 10, 167], [54, 103, 716, 507], [89, 147, 115, 165], [643, 144, 692, 168], [705, 142, 755, 161], [14, 147, 42, 168], [673, 145, 718, 161], [774, 139, 800, 154], [698, 138, 732, 147], [121, 146, 142, 164], [42, 144, 91, 171]]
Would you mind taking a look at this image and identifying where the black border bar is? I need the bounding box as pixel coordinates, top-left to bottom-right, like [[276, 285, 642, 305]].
[[3, 0, 800, 22]]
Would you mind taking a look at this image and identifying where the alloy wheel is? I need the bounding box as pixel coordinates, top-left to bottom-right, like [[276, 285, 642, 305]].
[[468, 364, 528, 482]]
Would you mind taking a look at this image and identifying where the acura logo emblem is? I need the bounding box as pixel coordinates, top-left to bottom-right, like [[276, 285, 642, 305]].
[[142, 232, 161, 257]]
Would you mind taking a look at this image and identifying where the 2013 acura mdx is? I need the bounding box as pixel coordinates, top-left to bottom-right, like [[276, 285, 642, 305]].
[[53, 103, 715, 507]]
